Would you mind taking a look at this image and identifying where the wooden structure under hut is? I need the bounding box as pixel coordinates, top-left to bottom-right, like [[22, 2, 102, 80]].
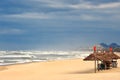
[[84, 46, 120, 72]]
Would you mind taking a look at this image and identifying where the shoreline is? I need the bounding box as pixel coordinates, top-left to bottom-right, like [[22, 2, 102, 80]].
[[0, 58, 120, 80], [0, 57, 83, 67]]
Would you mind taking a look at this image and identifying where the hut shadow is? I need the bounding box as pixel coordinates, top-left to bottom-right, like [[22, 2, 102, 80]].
[[66, 69, 95, 74]]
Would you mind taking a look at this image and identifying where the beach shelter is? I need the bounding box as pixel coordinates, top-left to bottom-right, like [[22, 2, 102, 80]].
[[84, 52, 120, 72]]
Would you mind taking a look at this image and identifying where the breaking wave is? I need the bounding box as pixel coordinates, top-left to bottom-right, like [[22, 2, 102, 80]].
[[0, 50, 92, 66]]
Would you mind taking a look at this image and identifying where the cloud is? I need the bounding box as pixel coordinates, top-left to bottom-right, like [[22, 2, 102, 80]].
[[0, 29, 25, 35], [29, 0, 120, 9], [30, 0, 71, 9], [0, 0, 120, 22], [1, 10, 119, 23], [70, 2, 120, 9], [96, 2, 120, 9], [79, 14, 102, 20], [2, 13, 52, 19]]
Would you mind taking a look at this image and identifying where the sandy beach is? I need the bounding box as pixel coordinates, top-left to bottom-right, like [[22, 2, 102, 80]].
[[0, 58, 120, 80]]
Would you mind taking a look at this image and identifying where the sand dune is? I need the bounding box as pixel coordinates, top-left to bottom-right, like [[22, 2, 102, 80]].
[[0, 58, 120, 80]]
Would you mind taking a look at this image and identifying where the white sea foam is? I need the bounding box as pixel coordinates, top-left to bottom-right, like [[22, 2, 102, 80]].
[[0, 50, 92, 65]]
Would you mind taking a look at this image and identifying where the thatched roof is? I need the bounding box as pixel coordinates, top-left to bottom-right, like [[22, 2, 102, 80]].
[[84, 52, 120, 61], [106, 52, 120, 59]]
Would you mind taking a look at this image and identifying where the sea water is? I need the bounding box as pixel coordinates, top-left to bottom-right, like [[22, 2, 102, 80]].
[[0, 50, 92, 66]]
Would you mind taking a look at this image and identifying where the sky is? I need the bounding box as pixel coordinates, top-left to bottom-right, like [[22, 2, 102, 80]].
[[0, 0, 120, 50]]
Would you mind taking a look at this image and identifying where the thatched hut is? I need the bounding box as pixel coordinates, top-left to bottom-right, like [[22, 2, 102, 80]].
[[84, 52, 120, 71]]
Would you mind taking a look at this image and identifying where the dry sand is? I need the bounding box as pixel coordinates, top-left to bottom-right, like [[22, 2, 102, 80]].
[[0, 59, 120, 80]]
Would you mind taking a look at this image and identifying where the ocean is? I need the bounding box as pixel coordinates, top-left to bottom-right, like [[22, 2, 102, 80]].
[[0, 50, 92, 66]]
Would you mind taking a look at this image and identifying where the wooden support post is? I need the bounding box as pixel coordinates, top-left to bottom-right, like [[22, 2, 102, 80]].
[[95, 60, 96, 73], [93, 46, 97, 73], [97, 60, 99, 71]]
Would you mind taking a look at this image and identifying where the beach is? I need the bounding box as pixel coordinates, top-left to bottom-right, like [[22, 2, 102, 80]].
[[0, 58, 120, 80]]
